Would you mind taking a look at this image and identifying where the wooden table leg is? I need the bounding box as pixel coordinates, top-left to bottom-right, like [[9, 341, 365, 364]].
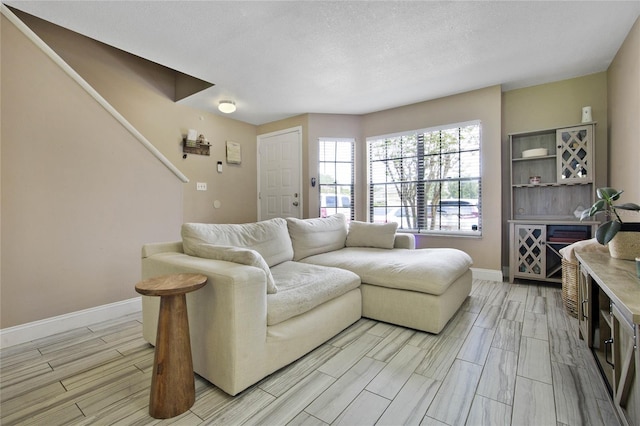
[[149, 293, 195, 419]]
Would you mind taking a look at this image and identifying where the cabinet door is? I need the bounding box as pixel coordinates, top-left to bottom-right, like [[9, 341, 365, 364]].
[[556, 125, 593, 183], [611, 303, 639, 425], [577, 264, 592, 346], [514, 224, 546, 279]]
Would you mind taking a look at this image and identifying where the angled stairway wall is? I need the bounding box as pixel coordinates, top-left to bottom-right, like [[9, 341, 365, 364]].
[[1, 10, 184, 329]]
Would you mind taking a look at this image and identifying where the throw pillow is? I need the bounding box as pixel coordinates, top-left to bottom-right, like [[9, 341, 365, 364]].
[[191, 244, 277, 294], [286, 214, 348, 261], [346, 221, 398, 249]]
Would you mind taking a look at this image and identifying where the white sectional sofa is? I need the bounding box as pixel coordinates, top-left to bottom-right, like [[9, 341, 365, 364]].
[[140, 214, 472, 396]]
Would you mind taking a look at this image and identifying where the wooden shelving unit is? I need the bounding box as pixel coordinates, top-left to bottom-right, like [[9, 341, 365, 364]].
[[508, 123, 598, 284]]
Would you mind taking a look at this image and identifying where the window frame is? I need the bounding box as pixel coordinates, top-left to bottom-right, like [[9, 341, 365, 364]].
[[318, 137, 355, 220], [367, 120, 482, 236]]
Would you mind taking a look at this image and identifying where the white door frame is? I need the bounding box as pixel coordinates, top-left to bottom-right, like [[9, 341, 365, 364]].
[[256, 126, 303, 221]]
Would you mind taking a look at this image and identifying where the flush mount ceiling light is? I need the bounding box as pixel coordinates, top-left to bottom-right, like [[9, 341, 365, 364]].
[[218, 100, 236, 114]]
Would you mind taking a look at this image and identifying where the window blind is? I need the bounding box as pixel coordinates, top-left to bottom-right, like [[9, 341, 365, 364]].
[[368, 121, 481, 234]]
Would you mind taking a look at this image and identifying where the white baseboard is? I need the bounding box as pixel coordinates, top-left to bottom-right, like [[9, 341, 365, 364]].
[[0, 297, 142, 348], [471, 268, 504, 282]]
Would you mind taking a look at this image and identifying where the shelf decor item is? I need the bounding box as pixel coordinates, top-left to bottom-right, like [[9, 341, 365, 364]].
[[581, 187, 640, 260], [186, 129, 198, 148], [522, 148, 548, 158], [226, 141, 241, 164]]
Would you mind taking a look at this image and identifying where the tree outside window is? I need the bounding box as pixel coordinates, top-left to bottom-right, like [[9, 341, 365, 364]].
[[368, 122, 481, 234]]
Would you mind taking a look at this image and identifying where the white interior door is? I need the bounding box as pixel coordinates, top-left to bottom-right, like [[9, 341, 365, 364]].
[[257, 127, 302, 220]]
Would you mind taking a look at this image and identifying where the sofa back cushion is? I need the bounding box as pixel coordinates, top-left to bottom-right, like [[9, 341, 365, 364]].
[[286, 214, 347, 261], [191, 244, 277, 294], [181, 218, 294, 267], [346, 221, 398, 249]]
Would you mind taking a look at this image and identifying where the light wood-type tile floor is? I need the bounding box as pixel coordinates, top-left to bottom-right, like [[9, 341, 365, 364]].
[[0, 280, 621, 425]]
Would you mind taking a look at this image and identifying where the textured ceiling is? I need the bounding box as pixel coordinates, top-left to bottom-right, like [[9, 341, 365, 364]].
[[4, 1, 640, 125]]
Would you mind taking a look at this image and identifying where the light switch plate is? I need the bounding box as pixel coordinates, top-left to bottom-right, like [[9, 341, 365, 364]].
[[196, 182, 207, 191]]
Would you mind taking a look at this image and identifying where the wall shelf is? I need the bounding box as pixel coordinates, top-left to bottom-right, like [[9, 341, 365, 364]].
[[182, 137, 210, 156], [512, 154, 557, 162]]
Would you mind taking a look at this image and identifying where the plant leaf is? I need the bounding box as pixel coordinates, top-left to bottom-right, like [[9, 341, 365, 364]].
[[582, 200, 605, 220], [595, 220, 621, 245], [593, 199, 605, 212], [614, 202, 640, 211], [597, 187, 622, 201]]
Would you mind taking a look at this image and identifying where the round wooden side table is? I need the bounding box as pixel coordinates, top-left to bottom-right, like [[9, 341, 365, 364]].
[[135, 273, 208, 419]]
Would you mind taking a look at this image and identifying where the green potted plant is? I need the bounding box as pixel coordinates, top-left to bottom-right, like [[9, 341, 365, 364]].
[[581, 187, 640, 259]]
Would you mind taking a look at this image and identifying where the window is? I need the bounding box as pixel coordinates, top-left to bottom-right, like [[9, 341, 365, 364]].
[[319, 138, 354, 220], [368, 121, 481, 234]]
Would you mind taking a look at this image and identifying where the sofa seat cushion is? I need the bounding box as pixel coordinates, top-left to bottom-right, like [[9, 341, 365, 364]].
[[301, 247, 472, 296], [267, 261, 360, 326]]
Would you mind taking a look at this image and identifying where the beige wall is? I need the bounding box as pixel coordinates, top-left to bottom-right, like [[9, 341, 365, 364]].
[[4, 9, 637, 328], [502, 72, 608, 186], [256, 114, 363, 219], [501, 73, 609, 269], [1, 15, 183, 327], [1, 11, 259, 328], [608, 17, 640, 220], [16, 11, 258, 225], [258, 90, 503, 271], [361, 86, 503, 272]]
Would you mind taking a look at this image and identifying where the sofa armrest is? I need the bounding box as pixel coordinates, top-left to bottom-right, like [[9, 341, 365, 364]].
[[394, 233, 415, 249], [141, 241, 184, 258], [141, 251, 268, 395]]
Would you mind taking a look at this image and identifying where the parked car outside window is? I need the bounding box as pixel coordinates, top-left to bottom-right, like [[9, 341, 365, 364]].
[[320, 194, 351, 218], [374, 199, 479, 231]]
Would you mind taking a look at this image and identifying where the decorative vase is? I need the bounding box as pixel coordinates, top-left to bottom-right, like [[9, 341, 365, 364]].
[[608, 223, 640, 260]]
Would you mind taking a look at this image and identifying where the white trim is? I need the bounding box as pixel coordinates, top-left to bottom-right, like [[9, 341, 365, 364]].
[[0, 297, 142, 348], [317, 137, 356, 219], [366, 119, 482, 142], [471, 268, 503, 282], [1, 5, 189, 184]]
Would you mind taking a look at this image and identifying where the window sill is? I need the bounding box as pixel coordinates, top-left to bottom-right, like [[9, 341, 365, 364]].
[[398, 229, 482, 239]]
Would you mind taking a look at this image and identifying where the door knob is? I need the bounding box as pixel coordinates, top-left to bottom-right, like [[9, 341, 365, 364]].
[[293, 201, 299, 207]]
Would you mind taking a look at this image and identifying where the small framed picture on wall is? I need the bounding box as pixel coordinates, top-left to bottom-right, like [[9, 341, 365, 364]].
[[226, 141, 241, 164]]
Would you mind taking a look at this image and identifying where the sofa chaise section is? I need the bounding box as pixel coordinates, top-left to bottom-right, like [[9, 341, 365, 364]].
[[286, 215, 473, 334], [300, 247, 472, 333]]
